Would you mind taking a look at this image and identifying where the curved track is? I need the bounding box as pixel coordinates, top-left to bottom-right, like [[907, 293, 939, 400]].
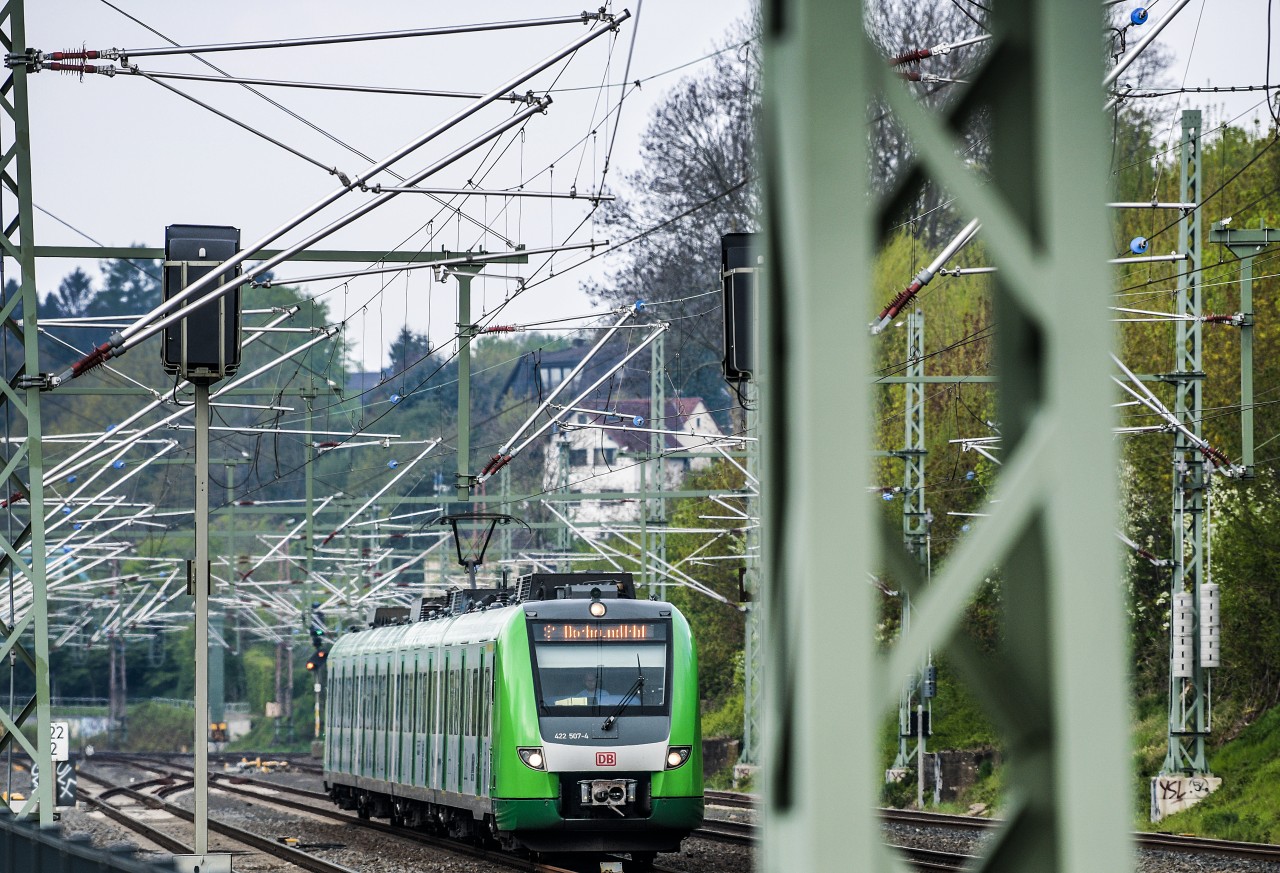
[[77, 769, 360, 873]]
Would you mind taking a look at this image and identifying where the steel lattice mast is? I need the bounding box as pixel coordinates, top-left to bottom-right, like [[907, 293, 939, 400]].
[[1163, 109, 1210, 775], [0, 0, 56, 824]]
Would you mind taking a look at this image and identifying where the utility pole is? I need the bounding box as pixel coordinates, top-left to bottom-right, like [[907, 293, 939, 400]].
[[1162, 109, 1211, 778], [453, 266, 484, 501], [738, 378, 761, 779], [720, 232, 760, 780], [650, 333, 667, 599], [555, 433, 571, 555], [1209, 221, 1279, 480]]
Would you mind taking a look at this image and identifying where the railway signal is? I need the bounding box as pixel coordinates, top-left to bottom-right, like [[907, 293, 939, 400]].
[[306, 649, 327, 671]]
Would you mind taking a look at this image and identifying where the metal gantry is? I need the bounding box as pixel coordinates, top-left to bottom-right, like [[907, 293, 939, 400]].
[[761, 2, 1130, 872]]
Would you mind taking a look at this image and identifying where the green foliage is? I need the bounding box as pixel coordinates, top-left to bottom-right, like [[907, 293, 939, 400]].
[[701, 652, 745, 740], [882, 768, 919, 809], [82, 702, 198, 753], [1207, 483, 1280, 719], [663, 462, 748, 705], [241, 645, 277, 713]]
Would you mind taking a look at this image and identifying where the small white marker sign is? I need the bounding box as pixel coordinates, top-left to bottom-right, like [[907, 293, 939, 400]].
[[50, 721, 69, 762]]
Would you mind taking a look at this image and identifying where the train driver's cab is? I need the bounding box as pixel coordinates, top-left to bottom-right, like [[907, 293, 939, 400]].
[[528, 619, 670, 716]]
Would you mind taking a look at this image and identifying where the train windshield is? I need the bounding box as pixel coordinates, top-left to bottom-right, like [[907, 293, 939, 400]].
[[529, 620, 670, 714]]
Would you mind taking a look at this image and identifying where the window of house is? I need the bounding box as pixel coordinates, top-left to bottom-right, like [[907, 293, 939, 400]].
[[569, 449, 588, 466]]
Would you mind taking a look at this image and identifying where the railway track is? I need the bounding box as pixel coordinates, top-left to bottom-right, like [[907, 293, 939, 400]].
[[703, 789, 756, 810], [77, 769, 361, 873], [882, 806, 1280, 865], [88, 759, 1280, 872], [86, 757, 652, 873]]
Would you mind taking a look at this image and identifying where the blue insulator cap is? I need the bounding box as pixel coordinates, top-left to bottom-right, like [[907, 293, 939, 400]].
[[112, 460, 126, 470], [388, 459, 399, 469], [633, 416, 644, 426], [390, 393, 401, 404], [965, 470, 976, 481], [1130, 7, 1148, 24], [961, 523, 971, 532], [74, 523, 82, 531], [66, 475, 76, 483], [61, 506, 71, 514], [882, 492, 894, 501], [635, 300, 645, 311], [1130, 235, 1149, 254], [106, 424, 115, 432]]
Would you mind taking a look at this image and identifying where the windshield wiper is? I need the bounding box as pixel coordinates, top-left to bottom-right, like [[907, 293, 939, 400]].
[[601, 675, 644, 731], [602, 656, 646, 731]]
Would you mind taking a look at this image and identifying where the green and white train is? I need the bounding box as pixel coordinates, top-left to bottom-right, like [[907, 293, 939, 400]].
[[322, 573, 703, 866]]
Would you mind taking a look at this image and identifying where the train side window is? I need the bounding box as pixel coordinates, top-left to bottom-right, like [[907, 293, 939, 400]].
[[469, 667, 478, 735], [427, 660, 435, 733], [460, 666, 469, 737], [409, 663, 416, 730], [427, 655, 437, 732]]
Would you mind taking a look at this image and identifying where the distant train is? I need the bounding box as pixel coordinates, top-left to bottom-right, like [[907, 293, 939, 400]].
[[322, 573, 703, 869]]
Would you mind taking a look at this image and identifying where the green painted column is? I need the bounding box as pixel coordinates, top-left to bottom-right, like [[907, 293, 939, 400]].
[[762, 1, 1131, 870], [453, 267, 483, 501], [760, 2, 879, 869]]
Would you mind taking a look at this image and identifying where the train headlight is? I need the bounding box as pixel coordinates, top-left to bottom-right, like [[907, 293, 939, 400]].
[[589, 600, 607, 617], [665, 746, 691, 769], [518, 747, 546, 770]]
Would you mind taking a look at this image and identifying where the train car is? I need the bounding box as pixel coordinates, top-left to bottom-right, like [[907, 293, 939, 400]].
[[322, 573, 703, 868]]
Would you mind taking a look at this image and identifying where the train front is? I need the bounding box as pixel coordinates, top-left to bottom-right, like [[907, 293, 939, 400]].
[[495, 583, 703, 857]]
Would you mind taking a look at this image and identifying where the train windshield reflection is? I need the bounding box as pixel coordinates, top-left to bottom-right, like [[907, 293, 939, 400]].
[[531, 639, 668, 711]]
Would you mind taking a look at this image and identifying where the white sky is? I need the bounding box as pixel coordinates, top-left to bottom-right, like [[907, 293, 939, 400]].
[[23, 0, 754, 371], [16, 1, 1276, 372], [1125, 0, 1280, 133]]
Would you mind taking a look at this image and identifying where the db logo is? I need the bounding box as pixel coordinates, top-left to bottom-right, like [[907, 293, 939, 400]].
[[596, 752, 616, 767]]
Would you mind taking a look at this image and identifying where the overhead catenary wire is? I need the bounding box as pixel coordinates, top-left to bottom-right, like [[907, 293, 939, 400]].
[[59, 14, 605, 61], [56, 12, 630, 384]]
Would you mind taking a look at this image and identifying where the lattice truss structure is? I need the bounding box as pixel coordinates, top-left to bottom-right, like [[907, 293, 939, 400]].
[[0, 0, 56, 823], [760, 1, 1131, 871]]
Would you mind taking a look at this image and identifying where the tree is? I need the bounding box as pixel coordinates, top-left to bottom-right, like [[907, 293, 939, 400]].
[[584, 20, 759, 423], [47, 267, 96, 318], [94, 251, 161, 315]]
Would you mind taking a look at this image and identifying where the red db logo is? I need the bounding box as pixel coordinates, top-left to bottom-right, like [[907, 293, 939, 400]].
[[596, 752, 616, 767]]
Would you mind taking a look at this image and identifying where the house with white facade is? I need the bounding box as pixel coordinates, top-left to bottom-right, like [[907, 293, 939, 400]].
[[543, 397, 730, 525]]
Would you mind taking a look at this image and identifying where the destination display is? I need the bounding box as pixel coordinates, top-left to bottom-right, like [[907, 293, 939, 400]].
[[535, 621, 668, 642]]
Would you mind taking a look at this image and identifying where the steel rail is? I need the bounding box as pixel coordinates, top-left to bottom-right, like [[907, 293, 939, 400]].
[[77, 768, 360, 873], [116, 756, 641, 873], [881, 806, 1280, 864]]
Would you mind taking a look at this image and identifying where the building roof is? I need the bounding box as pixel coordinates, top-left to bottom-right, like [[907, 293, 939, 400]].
[[568, 397, 717, 453]]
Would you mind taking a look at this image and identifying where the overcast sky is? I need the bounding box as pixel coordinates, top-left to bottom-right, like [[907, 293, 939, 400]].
[[16, 1, 1276, 372], [24, 0, 754, 371]]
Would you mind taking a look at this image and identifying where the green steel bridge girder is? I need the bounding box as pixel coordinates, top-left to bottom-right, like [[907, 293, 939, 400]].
[[761, 1, 1130, 871]]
